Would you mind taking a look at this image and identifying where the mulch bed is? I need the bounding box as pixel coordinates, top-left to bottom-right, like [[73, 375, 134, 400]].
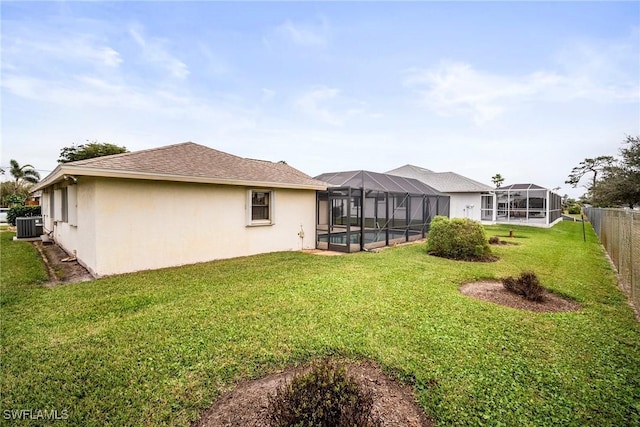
[[459, 281, 581, 313], [193, 360, 434, 427]]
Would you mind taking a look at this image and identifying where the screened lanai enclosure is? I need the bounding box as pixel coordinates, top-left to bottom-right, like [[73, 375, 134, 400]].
[[314, 170, 450, 252], [493, 183, 562, 226]]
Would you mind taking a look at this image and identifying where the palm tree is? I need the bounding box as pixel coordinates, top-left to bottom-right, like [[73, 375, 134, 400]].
[[491, 173, 505, 188], [9, 159, 40, 194]]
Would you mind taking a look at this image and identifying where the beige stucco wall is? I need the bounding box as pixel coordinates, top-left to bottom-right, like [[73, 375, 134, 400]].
[[52, 178, 316, 276]]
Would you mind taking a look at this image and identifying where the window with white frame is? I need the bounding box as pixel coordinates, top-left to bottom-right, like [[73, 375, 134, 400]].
[[248, 190, 274, 225]]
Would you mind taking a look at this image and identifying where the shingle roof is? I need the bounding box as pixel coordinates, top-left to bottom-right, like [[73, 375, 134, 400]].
[[34, 142, 326, 191], [314, 170, 446, 196], [386, 164, 493, 193]]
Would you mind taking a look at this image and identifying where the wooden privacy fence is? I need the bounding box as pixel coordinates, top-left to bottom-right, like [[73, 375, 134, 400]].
[[583, 207, 640, 312]]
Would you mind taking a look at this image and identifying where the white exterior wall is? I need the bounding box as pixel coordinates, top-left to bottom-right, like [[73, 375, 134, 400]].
[[41, 188, 52, 231], [447, 193, 484, 221], [45, 180, 99, 275], [51, 178, 316, 276]]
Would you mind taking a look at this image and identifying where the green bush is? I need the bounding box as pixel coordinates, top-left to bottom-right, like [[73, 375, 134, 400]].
[[267, 359, 380, 427], [7, 205, 41, 226], [502, 271, 545, 302], [426, 216, 492, 260], [567, 205, 581, 215]]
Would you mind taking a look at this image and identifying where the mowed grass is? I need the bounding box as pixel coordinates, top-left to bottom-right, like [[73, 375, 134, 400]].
[[1, 222, 639, 426]]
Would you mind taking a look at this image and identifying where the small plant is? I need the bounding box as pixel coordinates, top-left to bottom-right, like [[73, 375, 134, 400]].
[[266, 359, 380, 427], [488, 236, 501, 245], [426, 216, 493, 261], [502, 271, 545, 302]]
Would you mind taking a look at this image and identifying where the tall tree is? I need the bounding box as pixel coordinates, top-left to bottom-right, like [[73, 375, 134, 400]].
[[491, 173, 505, 188], [9, 159, 40, 194], [58, 141, 128, 163], [565, 156, 615, 196], [0, 181, 27, 206], [619, 135, 640, 171], [594, 136, 640, 208]]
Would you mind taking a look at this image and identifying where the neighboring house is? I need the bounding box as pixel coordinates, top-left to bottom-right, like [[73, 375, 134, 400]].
[[31, 142, 326, 276], [313, 170, 450, 252], [26, 190, 41, 206], [386, 164, 494, 222], [493, 183, 563, 227], [387, 165, 562, 228]]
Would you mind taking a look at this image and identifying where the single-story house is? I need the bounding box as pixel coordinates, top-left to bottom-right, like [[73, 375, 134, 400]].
[[31, 142, 326, 276], [313, 170, 450, 252], [386, 164, 494, 222], [493, 183, 563, 227], [386, 165, 562, 228]]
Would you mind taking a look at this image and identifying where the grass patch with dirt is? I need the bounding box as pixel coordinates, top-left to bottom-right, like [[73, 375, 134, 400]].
[[1, 222, 639, 426]]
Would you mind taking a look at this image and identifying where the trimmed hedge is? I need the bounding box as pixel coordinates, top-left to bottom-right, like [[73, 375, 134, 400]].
[[426, 216, 492, 260], [7, 205, 41, 226]]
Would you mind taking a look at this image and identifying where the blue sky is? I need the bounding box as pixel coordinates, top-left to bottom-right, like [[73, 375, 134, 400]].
[[2, 1, 639, 198]]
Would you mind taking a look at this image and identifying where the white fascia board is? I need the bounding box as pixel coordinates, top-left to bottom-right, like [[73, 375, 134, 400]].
[[30, 165, 65, 192]]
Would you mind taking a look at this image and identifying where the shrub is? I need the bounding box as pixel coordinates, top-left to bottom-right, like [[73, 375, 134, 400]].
[[426, 216, 492, 260], [488, 236, 501, 245], [502, 271, 545, 302], [267, 359, 380, 427], [567, 205, 581, 215], [7, 205, 41, 226]]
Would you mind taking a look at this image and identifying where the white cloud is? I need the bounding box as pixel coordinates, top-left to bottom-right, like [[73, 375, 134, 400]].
[[553, 32, 640, 103], [3, 75, 150, 109], [129, 26, 189, 79], [293, 86, 374, 126], [96, 47, 123, 67], [2, 33, 122, 71], [261, 88, 276, 102], [269, 18, 330, 48], [1, 72, 257, 135], [196, 43, 232, 76], [404, 62, 566, 124], [405, 50, 639, 125], [1, 19, 251, 149], [295, 86, 343, 125]]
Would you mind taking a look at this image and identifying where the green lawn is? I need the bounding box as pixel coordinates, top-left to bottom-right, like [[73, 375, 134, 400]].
[[1, 222, 639, 426]]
